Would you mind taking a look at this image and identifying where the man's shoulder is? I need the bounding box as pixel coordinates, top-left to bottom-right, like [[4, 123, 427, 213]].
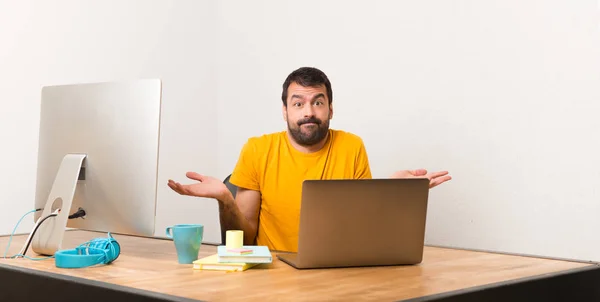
[[331, 129, 365, 147], [244, 131, 286, 149]]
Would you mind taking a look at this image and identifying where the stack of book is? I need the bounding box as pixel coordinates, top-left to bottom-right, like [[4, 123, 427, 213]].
[[192, 245, 272, 272]]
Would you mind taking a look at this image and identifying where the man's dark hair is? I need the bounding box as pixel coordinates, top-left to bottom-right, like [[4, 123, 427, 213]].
[[281, 67, 333, 106]]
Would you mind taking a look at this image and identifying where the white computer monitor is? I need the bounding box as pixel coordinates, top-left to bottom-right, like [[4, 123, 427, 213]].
[[30, 79, 162, 256]]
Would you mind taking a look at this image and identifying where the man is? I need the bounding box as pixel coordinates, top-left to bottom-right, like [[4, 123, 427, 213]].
[[168, 67, 451, 252]]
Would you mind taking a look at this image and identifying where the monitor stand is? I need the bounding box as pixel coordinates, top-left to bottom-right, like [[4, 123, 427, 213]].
[[31, 154, 86, 256]]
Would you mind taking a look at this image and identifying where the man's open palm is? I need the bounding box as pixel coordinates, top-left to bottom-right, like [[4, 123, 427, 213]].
[[168, 172, 229, 200], [391, 169, 451, 189]]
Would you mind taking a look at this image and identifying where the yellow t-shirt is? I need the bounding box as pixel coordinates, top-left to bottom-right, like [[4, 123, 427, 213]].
[[229, 129, 371, 252]]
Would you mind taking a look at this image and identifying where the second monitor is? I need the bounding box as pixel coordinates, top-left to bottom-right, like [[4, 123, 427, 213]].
[[31, 79, 162, 255]]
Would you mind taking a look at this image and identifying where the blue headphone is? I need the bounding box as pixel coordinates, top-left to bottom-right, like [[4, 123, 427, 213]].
[[54, 233, 121, 268]]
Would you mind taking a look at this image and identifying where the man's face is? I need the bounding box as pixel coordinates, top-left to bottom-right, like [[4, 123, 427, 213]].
[[283, 82, 332, 146]]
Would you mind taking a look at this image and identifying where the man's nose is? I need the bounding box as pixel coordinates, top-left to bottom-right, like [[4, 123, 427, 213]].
[[303, 105, 315, 117]]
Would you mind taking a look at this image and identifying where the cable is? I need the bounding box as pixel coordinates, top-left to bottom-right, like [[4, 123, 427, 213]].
[[3, 209, 42, 259], [16, 209, 57, 257], [10, 254, 54, 260], [68, 207, 86, 219], [4, 207, 86, 259], [18, 211, 59, 257], [16, 211, 50, 257]]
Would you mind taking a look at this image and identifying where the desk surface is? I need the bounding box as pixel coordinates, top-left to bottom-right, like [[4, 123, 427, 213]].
[[0, 230, 595, 301]]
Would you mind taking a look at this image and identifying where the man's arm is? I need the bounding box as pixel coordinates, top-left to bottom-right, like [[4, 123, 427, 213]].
[[217, 187, 261, 245], [220, 137, 262, 244]]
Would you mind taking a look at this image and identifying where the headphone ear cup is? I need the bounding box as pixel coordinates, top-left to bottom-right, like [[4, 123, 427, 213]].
[[107, 239, 121, 263]]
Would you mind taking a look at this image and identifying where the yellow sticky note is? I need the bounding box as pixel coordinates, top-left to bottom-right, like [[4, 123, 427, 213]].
[[226, 230, 243, 249]]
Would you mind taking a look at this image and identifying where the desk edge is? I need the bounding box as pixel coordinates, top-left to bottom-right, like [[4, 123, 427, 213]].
[[399, 263, 600, 302], [0, 262, 203, 302], [425, 244, 599, 265]]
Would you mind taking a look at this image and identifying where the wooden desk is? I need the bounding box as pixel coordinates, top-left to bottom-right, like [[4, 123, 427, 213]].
[[0, 230, 598, 301]]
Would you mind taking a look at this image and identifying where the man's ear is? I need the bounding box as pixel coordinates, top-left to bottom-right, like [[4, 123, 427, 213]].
[[282, 105, 287, 121], [329, 104, 334, 120]]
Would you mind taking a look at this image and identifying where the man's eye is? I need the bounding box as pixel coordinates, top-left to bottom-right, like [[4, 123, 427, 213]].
[[293, 102, 302, 107], [314, 101, 324, 106]]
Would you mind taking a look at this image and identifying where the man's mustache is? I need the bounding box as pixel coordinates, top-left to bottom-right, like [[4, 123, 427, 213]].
[[297, 117, 322, 126]]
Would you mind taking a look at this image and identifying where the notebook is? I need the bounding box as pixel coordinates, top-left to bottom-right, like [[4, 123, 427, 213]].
[[192, 254, 259, 272], [217, 245, 272, 263]]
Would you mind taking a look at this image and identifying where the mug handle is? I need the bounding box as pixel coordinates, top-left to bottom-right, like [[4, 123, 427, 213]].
[[166, 227, 173, 238]]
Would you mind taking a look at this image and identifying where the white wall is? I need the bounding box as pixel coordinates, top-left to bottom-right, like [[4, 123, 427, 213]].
[[215, 0, 600, 262], [0, 0, 223, 243], [3, 0, 600, 262]]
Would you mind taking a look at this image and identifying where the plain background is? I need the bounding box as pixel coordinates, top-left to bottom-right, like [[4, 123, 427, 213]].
[[2, 0, 600, 262]]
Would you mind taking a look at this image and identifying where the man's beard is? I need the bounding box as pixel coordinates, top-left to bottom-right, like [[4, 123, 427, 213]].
[[287, 116, 330, 147]]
